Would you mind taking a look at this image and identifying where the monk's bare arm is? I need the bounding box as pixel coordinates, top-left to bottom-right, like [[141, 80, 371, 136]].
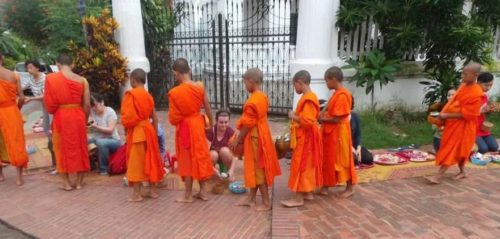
[[320, 116, 343, 123], [236, 126, 250, 143], [82, 80, 91, 119], [16, 75, 25, 109], [203, 93, 213, 127], [439, 112, 463, 120], [152, 109, 159, 133]]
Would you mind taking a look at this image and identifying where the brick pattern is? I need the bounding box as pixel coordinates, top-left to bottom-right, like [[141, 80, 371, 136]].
[[289, 168, 500, 239]]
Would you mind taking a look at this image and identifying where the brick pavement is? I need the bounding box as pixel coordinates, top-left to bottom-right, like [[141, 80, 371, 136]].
[[272, 160, 500, 239], [2, 108, 499, 238]]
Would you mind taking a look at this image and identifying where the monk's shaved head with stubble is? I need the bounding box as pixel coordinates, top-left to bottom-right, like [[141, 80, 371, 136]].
[[56, 54, 73, 66], [293, 70, 311, 84], [324, 66, 343, 82], [243, 68, 264, 84], [131, 68, 146, 84], [464, 62, 481, 73], [462, 62, 482, 84], [173, 58, 191, 74]]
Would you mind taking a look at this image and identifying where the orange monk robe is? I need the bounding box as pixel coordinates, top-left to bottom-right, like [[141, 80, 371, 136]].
[[436, 84, 483, 166], [168, 82, 213, 180], [322, 87, 357, 185], [44, 72, 89, 173], [288, 91, 322, 192], [0, 76, 28, 167], [121, 87, 164, 183], [237, 91, 281, 188]]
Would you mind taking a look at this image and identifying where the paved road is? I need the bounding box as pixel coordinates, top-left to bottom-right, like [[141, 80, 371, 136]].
[[0, 220, 33, 239]]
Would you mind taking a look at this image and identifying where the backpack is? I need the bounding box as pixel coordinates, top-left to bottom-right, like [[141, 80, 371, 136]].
[[109, 144, 127, 174]]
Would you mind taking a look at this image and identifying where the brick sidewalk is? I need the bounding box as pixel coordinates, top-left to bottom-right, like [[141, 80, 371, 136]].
[[5, 108, 500, 238], [272, 161, 500, 239]]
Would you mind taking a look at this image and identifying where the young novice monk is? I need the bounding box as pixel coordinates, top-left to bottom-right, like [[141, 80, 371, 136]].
[[0, 52, 28, 186], [425, 63, 484, 184], [320, 66, 357, 198], [168, 58, 214, 203], [229, 68, 281, 211], [281, 70, 322, 207], [121, 68, 165, 202]]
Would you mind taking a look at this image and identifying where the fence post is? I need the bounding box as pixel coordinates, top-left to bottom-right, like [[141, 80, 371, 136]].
[[212, 19, 218, 107], [218, 13, 225, 109], [225, 18, 230, 110]]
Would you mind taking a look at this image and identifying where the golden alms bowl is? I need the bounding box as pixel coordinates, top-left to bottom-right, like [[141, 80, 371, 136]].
[[275, 134, 291, 159]]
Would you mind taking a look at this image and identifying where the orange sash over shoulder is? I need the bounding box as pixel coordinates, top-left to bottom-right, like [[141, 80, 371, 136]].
[[44, 72, 89, 173], [322, 87, 357, 185], [436, 84, 483, 166], [288, 91, 322, 192], [0, 75, 28, 167], [237, 91, 281, 188], [121, 87, 164, 183], [168, 82, 213, 180]]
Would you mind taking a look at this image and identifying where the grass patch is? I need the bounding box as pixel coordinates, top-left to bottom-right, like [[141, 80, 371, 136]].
[[359, 110, 500, 149]]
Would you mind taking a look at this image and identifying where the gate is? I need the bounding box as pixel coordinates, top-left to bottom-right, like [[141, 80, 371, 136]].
[[169, 0, 297, 114]]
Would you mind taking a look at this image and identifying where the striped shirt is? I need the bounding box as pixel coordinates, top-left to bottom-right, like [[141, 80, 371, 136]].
[[27, 73, 46, 96]]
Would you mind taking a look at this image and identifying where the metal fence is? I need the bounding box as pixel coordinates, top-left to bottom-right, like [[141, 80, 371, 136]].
[[168, 0, 297, 114]]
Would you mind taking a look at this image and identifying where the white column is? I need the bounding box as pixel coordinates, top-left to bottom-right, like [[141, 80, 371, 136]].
[[291, 0, 342, 108], [112, 0, 150, 92]]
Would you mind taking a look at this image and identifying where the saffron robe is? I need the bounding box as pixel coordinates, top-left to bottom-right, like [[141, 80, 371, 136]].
[[237, 91, 281, 188], [436, 83, 483, 166], [288, 91, 322, 192], [44, 72, 89, 173], [322, 87, 357, 185], [168, 82, 213, 180], [121, 87, 164, 183], [0, 74, 28, 167]]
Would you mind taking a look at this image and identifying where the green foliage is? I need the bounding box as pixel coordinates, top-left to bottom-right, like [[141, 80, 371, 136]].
[[3, 0, 109, 61], [342, 49, 402, 109], [337, 0, 495, 105], [141, 0, 177, 107]]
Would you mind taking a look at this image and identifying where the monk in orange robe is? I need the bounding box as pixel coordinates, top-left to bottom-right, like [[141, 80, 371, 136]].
[[44, 54, 90, 191], [281, 70, 322, 207], [320, 66, 357, 198], [0, 52, 28, 186], [425, 63, 484, 184], [168, 58, 214, 203], [121, 68, 165, 202], [229, 68, 281, 211]]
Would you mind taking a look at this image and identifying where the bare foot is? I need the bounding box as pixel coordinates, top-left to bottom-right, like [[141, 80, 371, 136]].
[[127, 194, 143, 202], [304, 192, 314, 201], [58, 185, 73, 191], [338, 189, 355, 198], [142, 191, 160, 199], [16, 179, 24, 186], [255, 204, 271, 212], [319, 187, 329, 196], [424, 175, 441, 184], [75, 182, 86, 190], [280, 198, 304, 208], [176, 197, 194, 203], [236, 198, 255, 207], [453, 172, 467, 180], [193, 193, 209, 201]]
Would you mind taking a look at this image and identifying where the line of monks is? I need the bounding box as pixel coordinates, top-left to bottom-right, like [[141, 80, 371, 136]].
[[0, 52, 486, 210]]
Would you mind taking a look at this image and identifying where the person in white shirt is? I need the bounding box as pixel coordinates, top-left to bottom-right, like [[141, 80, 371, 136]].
[[88, 94, 122, 176]]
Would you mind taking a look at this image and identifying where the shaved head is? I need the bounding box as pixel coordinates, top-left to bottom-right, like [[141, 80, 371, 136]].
[[243, 68, 263, 84], [173, 58, 191, 74], [293, 70, 311, 84], [56, 54, 73, 66], [464, 62, 481, 73], [131, 68, 146, 84], [324, 66, 343, 82]]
